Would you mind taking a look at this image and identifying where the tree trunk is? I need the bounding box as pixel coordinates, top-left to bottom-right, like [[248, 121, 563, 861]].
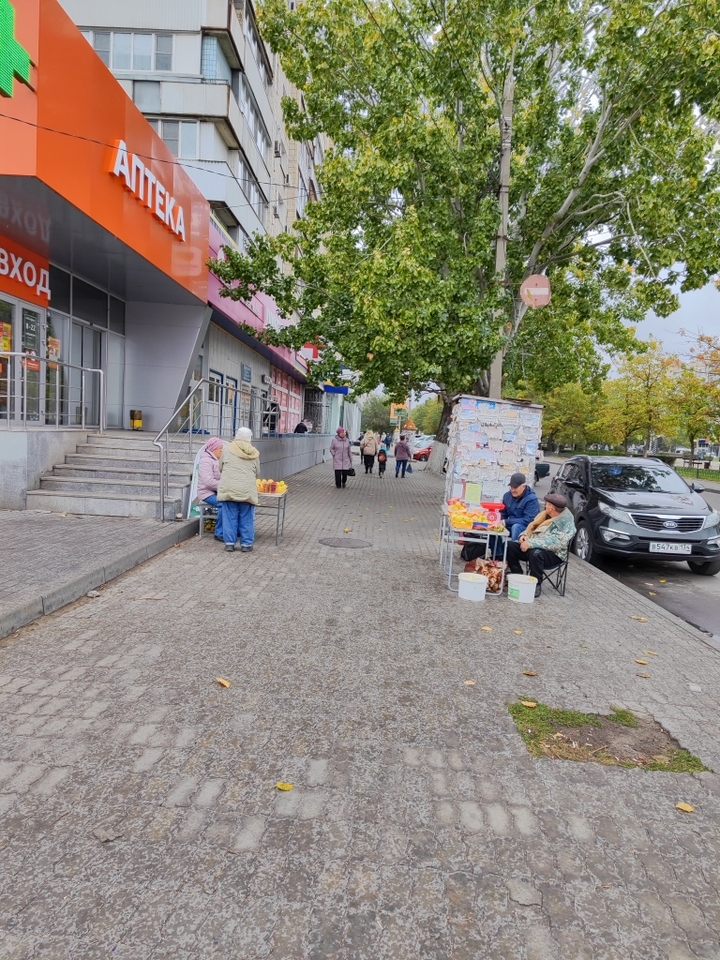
[[427, 396, 456, 475]]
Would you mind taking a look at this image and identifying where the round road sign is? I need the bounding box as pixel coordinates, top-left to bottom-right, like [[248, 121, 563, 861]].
[[520, 275, 551, 308]]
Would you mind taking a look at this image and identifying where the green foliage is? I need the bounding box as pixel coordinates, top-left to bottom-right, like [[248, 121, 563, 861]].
[[361, 394, 392, 434], [412, 397, 443, 435], [670, 368, 720, 452], [210, 0, 720, 406], [539, 382, 602, 449]]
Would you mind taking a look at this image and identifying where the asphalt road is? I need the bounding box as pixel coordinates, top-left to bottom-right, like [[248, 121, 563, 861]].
[[538, 461, 720, 641]]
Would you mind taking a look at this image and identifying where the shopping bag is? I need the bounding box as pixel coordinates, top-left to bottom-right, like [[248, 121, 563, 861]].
[[406, 463, 413, 474], [347, 467, 356, 477]]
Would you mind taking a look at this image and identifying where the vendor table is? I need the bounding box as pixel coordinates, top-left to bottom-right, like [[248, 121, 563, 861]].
[[439, 505, 509, 593], [198, 491, 287, 546]]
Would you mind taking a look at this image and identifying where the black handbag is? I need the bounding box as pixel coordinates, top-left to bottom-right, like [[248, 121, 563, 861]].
[[347, 467, 356, 477]]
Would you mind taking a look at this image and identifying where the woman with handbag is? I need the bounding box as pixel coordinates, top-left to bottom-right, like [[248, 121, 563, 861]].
[[330, 426, 353, 488]]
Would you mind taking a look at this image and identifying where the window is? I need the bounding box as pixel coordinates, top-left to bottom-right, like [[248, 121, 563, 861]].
[[72, 278, 108, 327], [147, 119, 198, 159], [297, 170, 308, 218], [113, 32, 132, 70], [201, 36, 232, 83], [244, 9, 271, 86], [81, 30, 173, 72], [238, 154, 268, 224], [237, 74, 271, 163], [133, 33, 152, 71], [591, 463, 690, 494]]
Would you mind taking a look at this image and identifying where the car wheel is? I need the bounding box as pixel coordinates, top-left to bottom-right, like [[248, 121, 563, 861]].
[[687, 558, 720, 576], [419, 455, 428, 462], [573, 521, 597, 565]]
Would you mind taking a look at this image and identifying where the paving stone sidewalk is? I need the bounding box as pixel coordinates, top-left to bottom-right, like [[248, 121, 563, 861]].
[[0, 511, 197, 638], [1, 461, 720, 959]]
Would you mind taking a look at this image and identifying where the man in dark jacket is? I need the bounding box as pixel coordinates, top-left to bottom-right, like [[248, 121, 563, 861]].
[[502, 473, 540, 540]]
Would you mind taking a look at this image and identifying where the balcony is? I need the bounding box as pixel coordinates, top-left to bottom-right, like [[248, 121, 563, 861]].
[[184, 159, 265, 236]]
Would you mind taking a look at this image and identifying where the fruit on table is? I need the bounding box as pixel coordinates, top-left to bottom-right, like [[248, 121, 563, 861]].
[[447, 500, 503, 531], [256, 479, 288, 494]]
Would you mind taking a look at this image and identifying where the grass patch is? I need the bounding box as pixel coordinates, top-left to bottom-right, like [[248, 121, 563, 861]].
[[508, 699, 709, 773]]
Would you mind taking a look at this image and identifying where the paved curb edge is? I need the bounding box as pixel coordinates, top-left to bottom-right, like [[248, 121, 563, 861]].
[[0, 519, 198, 641]]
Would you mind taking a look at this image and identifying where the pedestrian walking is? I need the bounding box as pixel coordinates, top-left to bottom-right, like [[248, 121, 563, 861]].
[[384, 432, 393, 448], [360, 429, 378, 473], [377, 446, 388, 477], [197, 437, 225, 541], [217, 427, 260, 553], [394, 434, 411, 478], [330, 426, 353, 488]]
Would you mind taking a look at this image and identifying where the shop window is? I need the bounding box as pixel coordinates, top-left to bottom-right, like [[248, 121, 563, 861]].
[[109, 297, 125, 336], [72, 278, 108, 328], [49, 266, 71, 315]]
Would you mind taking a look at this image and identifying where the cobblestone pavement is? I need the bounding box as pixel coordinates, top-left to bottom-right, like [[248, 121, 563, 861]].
[[2, 461, 720, 959], [0, 511, 196, 637]]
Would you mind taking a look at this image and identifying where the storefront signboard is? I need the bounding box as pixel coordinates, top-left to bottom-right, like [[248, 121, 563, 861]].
[[110, 140, 186, 242], [0, 233, 50, 306]]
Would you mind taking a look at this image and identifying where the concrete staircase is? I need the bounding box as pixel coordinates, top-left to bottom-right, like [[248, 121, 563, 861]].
[[26, 433, 203, 519]]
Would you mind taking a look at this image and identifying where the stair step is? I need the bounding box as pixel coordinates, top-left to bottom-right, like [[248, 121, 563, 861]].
[[66, 454, 184, 470], [52, 465, 191, 482], [74, 444, 197, 463], [26, 489, 182, 520], [84, 435, 205, 453], [39, 476, 186, 497]]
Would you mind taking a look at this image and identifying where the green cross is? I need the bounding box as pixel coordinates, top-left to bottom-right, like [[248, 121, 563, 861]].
[[0, 0, 32, 98]]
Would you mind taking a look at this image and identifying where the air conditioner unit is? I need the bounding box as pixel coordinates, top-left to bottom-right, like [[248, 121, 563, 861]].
[[261, 374, 271, 384]]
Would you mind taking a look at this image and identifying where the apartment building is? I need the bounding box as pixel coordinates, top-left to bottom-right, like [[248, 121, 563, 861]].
[[59, 0, 326, 432]]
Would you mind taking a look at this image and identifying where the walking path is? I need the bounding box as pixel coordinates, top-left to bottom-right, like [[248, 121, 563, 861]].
[[1, 461, 719, 959]]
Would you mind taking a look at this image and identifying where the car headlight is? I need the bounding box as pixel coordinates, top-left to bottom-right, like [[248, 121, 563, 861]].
[[598, 502, 632, 525], [703, 510, 719, 530]]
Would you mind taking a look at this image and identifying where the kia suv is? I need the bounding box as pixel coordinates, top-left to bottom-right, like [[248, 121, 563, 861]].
[[550, 456, 720, 575]]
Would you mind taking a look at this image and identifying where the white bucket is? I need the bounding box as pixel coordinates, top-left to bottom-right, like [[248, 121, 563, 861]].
[[458, 573, 488, 602], [507, 573, 537, 603]]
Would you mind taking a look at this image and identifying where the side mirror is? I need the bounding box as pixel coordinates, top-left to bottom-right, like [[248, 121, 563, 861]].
[[692, 482, 705, 493], [564, 478, 583, 489]]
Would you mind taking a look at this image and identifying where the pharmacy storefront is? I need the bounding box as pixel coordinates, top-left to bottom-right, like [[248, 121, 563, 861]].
[[0, 0, 209, 432]]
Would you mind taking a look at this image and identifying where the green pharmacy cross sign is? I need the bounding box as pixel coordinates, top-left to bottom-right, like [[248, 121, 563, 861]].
[[0, 0, 32, 98]]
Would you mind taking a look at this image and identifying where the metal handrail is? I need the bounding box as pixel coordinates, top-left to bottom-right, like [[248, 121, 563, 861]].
[[153, 378, 209, 522], [0, 351, 105, 432]]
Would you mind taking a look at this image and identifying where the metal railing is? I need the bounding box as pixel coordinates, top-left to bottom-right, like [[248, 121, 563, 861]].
[[153, 379, 284, 520], [0, 352, 105, 431]]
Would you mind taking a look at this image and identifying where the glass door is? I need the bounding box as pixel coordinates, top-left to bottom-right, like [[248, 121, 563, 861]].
[[69, 321, 103, 426], [208, 370, 224, 436], [21, 308, 45, 423], [224, 376, 238, 437], [0, 298, 14, 423]]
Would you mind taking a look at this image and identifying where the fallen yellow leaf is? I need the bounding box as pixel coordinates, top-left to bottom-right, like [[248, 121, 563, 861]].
[[659, 579, 667, 583], [276, 782, 294, 791], [520, 700, 537, 708], [216, 677, 231, 688], [522, 670, 537, 677], [464, 679, 476, 686], [643, 650, 659, 656], [514, 630, 523, 635], [343, 528, 352, 533], [630, 615, 648, 622], [635, 659, 649, 665], [481, 626, 492, 632], [675, 802, 694, 813], [649, 592, 657, 596]]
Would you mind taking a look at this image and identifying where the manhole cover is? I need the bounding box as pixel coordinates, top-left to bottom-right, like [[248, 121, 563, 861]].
[[318, 538, 372, 549]]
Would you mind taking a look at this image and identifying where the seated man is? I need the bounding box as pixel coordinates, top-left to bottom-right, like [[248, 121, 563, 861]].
[[502, 472, 541, 540], [506, 493, 576, 597]]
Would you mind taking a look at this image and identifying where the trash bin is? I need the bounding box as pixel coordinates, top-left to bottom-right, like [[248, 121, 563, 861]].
[[130, 409, 143, 430]]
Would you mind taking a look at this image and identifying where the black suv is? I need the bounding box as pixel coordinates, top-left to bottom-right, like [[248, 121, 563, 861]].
[[550, 456, 720, 575]]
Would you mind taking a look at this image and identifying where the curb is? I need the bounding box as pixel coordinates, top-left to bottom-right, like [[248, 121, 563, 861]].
[[0, 519, 198, 641]]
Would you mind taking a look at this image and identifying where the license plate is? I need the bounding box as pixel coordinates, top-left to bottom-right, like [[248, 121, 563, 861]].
[[649, 542, 692, 555]]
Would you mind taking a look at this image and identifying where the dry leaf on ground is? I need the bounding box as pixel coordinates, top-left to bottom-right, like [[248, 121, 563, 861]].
[[630, 615, 648, 622], [276, 782, 294, 791], [343, 528, 352, 533], [649, 592, 657, 596], [523, 670, 537, 677], [675, 802, 694, 813], [481, 626, 492, 632], [636, 672, 651, 679], [514, 630, 523, 635], [216, 677, 231, 688], [520, 700, 537, 708], [635, 659, 649, 665], [659, 579, 667, 583], [642, 650, 659, 656], [464, 680, 476, 686]]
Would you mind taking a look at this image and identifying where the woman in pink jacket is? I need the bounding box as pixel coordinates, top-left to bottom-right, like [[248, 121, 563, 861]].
[[197, 437, 225, 539], [329, 426, 353, 488]]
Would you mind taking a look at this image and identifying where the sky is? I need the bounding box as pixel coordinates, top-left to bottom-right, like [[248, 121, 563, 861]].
[[633, 282, 720, 357]]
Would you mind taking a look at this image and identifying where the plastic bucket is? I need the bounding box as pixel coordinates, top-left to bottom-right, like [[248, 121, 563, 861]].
[[507, 573, 537, 603], [458, 573, 488, 602]]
